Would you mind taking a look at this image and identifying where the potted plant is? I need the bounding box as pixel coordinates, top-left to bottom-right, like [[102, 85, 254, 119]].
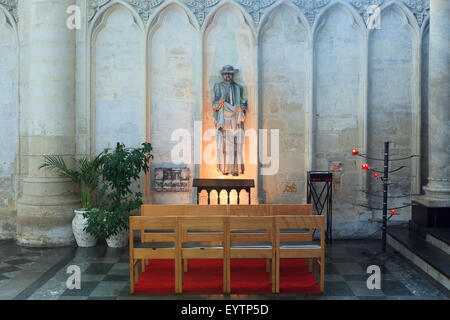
[[85, 142, 152, 248], [39, 153, 104, 247]]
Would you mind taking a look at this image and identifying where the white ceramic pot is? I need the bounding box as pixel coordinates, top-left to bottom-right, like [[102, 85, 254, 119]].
[[72, 209, 98, 247], [106, 229, 129, 248]]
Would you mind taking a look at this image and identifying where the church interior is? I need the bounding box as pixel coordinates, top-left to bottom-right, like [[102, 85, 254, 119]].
[[0, 0, 448, 304]]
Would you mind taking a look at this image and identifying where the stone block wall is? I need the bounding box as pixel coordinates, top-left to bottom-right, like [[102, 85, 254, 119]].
[[0, 0, 433, 240]]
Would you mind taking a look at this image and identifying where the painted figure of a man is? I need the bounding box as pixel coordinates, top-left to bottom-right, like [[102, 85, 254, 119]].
[[212, 65, 248, 176]]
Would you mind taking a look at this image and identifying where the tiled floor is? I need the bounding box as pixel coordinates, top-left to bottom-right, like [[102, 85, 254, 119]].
[[0, 239, 448, 300]]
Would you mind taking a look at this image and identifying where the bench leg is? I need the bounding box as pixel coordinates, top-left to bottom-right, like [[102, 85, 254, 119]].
[[320, 256, 325, 293], [145, 259, 149, 266], [308, 259, 312, 272], [271, 254, 276, 293], [130, 259, 134, 294], [141, 259, 146, 273], [266, 258, 270, 273], [183, 259, 188, 273], [315, 259, 320, 284], [275, 252, 280, 293], [134, 264, 139, 285], [226, 258, 231, 294], [222, 258, 227, 294], [175, 258, 181, 294], [181, 261, 184, 285]]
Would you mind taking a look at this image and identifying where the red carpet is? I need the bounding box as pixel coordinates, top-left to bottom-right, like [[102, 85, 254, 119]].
[[134, 259, 320, 294]]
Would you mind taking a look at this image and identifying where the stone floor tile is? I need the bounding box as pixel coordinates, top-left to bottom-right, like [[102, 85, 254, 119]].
[[89, 281, 128, 297], [60, 281, 99, 297]]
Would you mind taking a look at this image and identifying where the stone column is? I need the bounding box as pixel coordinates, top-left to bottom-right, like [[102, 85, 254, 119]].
[[16, 0, 78, 247], [422, 0, 450, 202], [411, 0, 450, 233]]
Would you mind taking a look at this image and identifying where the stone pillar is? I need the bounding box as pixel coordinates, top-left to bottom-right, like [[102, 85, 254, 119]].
[[412, 0, 450, 233], [422, 0, 450, 200], [16, 0, 78, 247]]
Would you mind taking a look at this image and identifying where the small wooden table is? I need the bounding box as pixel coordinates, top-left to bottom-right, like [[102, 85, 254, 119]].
[[192, 179, 255, 205]]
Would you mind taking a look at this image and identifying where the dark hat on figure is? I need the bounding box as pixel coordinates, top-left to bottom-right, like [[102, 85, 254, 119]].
[[220, 65, 239, 74]]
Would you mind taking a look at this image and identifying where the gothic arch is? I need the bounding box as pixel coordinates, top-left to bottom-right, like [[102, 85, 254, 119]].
[[313, 0, 366, 38], [89, 1, 144, 155], [201, 0, 256, 39], [371, 1, 420, 42], [258, 1, 311, 39], [145, 1, 199, 34], [89, 0, 144, 36]]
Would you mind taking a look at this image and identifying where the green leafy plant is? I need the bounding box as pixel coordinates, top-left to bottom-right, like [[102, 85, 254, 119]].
[[39, 153, 104, 209], [85, 142, 153, 239]]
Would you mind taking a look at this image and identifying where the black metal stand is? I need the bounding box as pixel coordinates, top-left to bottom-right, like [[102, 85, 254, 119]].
[[307, 171, 333, 243], [382, 141, 389, 252]]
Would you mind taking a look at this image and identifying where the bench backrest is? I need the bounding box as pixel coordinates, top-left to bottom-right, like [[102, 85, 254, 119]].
[[229, 216, 273, 243], [180, 216, 227, 244], [275, 215, 325, 248], [269, 204, 312, 215], [130, 216, 178, 245], [140, 204, 312, 217]]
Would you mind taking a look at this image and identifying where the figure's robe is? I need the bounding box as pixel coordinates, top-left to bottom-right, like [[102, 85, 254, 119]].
[[212, 81, 248, 175]]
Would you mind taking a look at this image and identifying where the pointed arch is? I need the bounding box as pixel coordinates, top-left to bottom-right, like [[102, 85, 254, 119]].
[[201, 0, 256, 40], [372, 1, 420, 43], [89, 1, 144, 156], [313, 0, 366, 39], [145, 0, 200, 35], [89, 0, 144, 40], [258, 1, 311, 40]]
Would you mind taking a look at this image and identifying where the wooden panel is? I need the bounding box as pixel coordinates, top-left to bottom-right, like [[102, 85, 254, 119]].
[[130, 216, 177, 230], [180, 216, 226, 230], [230, 249, 273, 259], [142, 233, 176, 242], [229, 205, 269, 216], [184, 205, 228, 216], [182, 248, 224, 259], [230, 233, 271, 242], [184, 233, 224, 242], [278, 248, 322, 258], [279, 233, 312, 241], [229, 216, 273, 230], [134, 248, 175, 259], [270, 204, 312, 215], [141, 204, 185, 216], [276, 216, 324, 229]]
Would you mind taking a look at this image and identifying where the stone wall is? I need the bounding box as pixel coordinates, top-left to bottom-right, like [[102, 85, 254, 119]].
[[0, 5, 18, 239], [0, 0, 432, 241]]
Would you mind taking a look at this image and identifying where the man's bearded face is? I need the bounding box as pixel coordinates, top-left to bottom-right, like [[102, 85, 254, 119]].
[[223, 73, 233, 82]]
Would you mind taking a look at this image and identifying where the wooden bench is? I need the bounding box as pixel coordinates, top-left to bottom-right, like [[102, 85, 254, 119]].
[[130, 204, 325, 294], [275, 215, 325, 293], [140, 204, 312, 217], [129, 216, 181, 294], [140, 204, 313, 273]]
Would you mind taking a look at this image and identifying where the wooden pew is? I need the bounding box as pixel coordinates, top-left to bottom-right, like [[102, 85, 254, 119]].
[[140, 204, 312, 217], [227, 216, 275, 293], [140, 204, 313, 272], [129, 216, 181, 294], [179, 216, 228, 293], [130, 209, 326, 295], [275, 215, 325, 293]]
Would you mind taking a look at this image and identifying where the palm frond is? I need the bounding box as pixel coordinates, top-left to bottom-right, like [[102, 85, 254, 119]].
[[39, 155, 80, 185]]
